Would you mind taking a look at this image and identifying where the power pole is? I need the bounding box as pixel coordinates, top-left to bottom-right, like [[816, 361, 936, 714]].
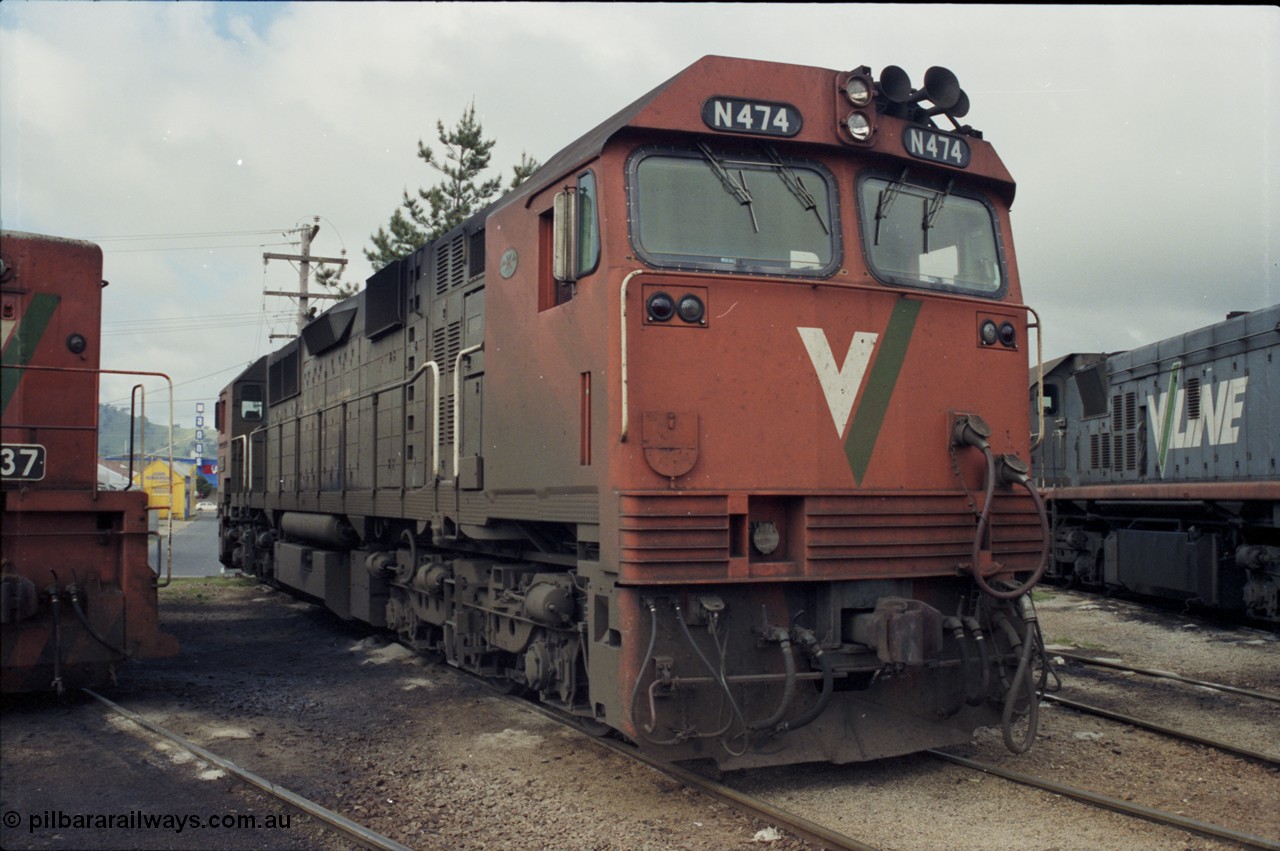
[[264, 218, 349, 335]]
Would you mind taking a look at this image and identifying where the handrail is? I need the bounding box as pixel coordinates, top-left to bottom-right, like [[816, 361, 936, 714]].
[[618, 269, 645, 442], [453, 344, 483, 479], [5, 365, 177, 588], [1026, 304, 1045, 453], [102, 369, 175, 588], [231, 434, 249, 491]]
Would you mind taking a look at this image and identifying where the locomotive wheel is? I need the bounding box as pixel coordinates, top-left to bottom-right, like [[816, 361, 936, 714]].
[[485, 677, 528, 696], [573, 716, 614, 738]]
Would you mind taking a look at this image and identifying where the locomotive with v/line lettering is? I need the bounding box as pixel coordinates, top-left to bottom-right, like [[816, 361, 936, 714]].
[[1, 231, 178, 693], [218, 56, 1053, 767], [1032, 304, 1280, 622]]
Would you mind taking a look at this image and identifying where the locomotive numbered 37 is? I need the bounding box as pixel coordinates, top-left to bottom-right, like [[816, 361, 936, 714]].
[[218, 56, 1050, 767], [1, 231, 178, 693]]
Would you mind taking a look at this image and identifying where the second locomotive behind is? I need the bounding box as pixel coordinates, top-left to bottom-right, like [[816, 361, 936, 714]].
[[1033, 304, 1280, 622], [219, 56, 1050, 767]]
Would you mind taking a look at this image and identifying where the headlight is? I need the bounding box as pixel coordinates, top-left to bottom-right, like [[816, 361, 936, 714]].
[[979, 320, 998, 346], [646, 292, 675, 322], [676, 294, 705, 324], [845, 112, 873, 141], [999, 322, 1017, 348]]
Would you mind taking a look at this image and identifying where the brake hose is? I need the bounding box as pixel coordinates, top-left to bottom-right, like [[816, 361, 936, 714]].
[[1001, 618, 1040, 754], [48, 579, 65, 695], [961, 616, 991, 706], [776, 643, 833, 733], [627, 601, 686, 745], [971, 447, 1050, 600]]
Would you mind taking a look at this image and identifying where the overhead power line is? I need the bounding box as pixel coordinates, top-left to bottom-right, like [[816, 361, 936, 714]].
[[89, 228, 296, 241]]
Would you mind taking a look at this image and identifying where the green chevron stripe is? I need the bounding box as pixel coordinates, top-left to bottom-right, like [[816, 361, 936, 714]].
[[1156, 361, 1182, 476], [1, 293, 61, 414], [843, 298, 921, 484]]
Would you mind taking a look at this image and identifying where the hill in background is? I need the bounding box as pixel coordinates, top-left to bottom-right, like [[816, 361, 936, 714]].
[[97, 404, 212, 460]]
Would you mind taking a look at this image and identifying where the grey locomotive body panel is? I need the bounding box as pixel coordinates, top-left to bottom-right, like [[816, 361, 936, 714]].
[[254, 227, 488, 520], [1032, 305, 1279, 621], [1035, 304, 1278, 488]]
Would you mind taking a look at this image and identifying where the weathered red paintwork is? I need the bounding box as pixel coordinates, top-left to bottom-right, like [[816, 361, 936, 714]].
[[217, 56, 1047, 767], [476, 57, 1039, 756], [1, 231, 177, 693]]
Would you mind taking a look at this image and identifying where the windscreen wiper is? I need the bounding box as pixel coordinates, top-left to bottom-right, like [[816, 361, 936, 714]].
[[697, 141, 758, 233], [874, 168, 910, 246], [765, 146, 828, 234], [922, 179, 953, 253]]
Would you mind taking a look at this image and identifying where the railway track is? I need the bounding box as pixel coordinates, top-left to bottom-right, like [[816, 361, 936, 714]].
[[1056, 651, 1280, 704], [82, 676, 1280, 851], [518, 683, 1280, 851], [929, 750, 1280, 850], [16, 578, 1268, 851], [82, 689, 410, 851], [1046, 651, 1280, 764], [513, 697, 875, 851]]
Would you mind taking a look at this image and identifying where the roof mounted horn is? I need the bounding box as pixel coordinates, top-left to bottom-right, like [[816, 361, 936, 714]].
[[879, 66, 960, 111], [876, 65, 972, 130]]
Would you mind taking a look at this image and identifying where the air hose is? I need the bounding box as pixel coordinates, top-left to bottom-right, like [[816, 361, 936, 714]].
[[67, 573, 129, 658], [775, 628, 833, 733], [971, 447, 1049, 600], [961, 616, 991, 706], [747, 627, 796, 731], [1000, 617, 1040, 754], [47, 576, 64, 695]]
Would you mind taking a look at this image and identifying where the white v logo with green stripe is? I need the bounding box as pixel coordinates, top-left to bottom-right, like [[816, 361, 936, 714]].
[[1149, 361, 1182, 478], [799, 299, 921, 484]]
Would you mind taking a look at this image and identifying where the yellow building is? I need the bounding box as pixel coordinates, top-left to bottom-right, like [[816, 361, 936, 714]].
[[137, 460, 191, 520]]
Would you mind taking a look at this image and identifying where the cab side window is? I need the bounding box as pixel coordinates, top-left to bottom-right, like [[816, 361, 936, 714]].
[[577, 171, 599, 277], [240, 384, 264, 422]]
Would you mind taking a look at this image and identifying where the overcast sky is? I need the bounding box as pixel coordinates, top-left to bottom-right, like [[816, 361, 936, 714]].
[[2, 3, 1277, 431]]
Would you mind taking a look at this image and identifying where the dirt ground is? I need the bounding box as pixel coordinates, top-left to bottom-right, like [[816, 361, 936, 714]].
[[2, 579, 1276, 850], [3, 577, 808, 850]]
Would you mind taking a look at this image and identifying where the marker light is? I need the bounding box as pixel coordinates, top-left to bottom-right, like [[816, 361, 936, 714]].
[[844, 76, 873, 107], [845, 112, 873, 141], [67, 333, 87, 354], [979, 320, 999, 346], [646, 292, 676, 322], [676, 294, 705, 324]]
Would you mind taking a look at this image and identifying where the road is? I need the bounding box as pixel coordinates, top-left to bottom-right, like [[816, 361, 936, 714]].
[[156, 511, 222, 578]]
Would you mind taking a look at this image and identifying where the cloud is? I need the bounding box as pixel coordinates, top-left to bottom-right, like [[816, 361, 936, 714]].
[[2, 2, 1277, 427]]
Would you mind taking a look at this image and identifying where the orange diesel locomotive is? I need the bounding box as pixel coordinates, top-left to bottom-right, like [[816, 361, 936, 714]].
[[218, 57, 1048, 767], [1, 231, 177, 693]]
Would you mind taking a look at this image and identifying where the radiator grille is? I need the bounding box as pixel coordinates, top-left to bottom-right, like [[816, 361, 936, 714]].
[[618, 492, 1043, 583]]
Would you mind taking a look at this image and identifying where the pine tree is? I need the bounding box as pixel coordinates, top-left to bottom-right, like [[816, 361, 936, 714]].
[[363, 103, 540, 271]]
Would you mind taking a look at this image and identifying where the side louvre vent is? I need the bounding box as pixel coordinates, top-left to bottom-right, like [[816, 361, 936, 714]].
[[435, 234, 467, 295], [468, 229, 485, 278], [1109, 392, 1138, 472]]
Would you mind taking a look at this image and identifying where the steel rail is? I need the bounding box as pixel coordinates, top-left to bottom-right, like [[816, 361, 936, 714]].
[[599, 736, 876, 851], [1043, 693, 1280, 766], [515, 698, 875, 851], [929, 750, 1280, 850], [83, 689, 413, 851], [1057, 651, 1280, 704]]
